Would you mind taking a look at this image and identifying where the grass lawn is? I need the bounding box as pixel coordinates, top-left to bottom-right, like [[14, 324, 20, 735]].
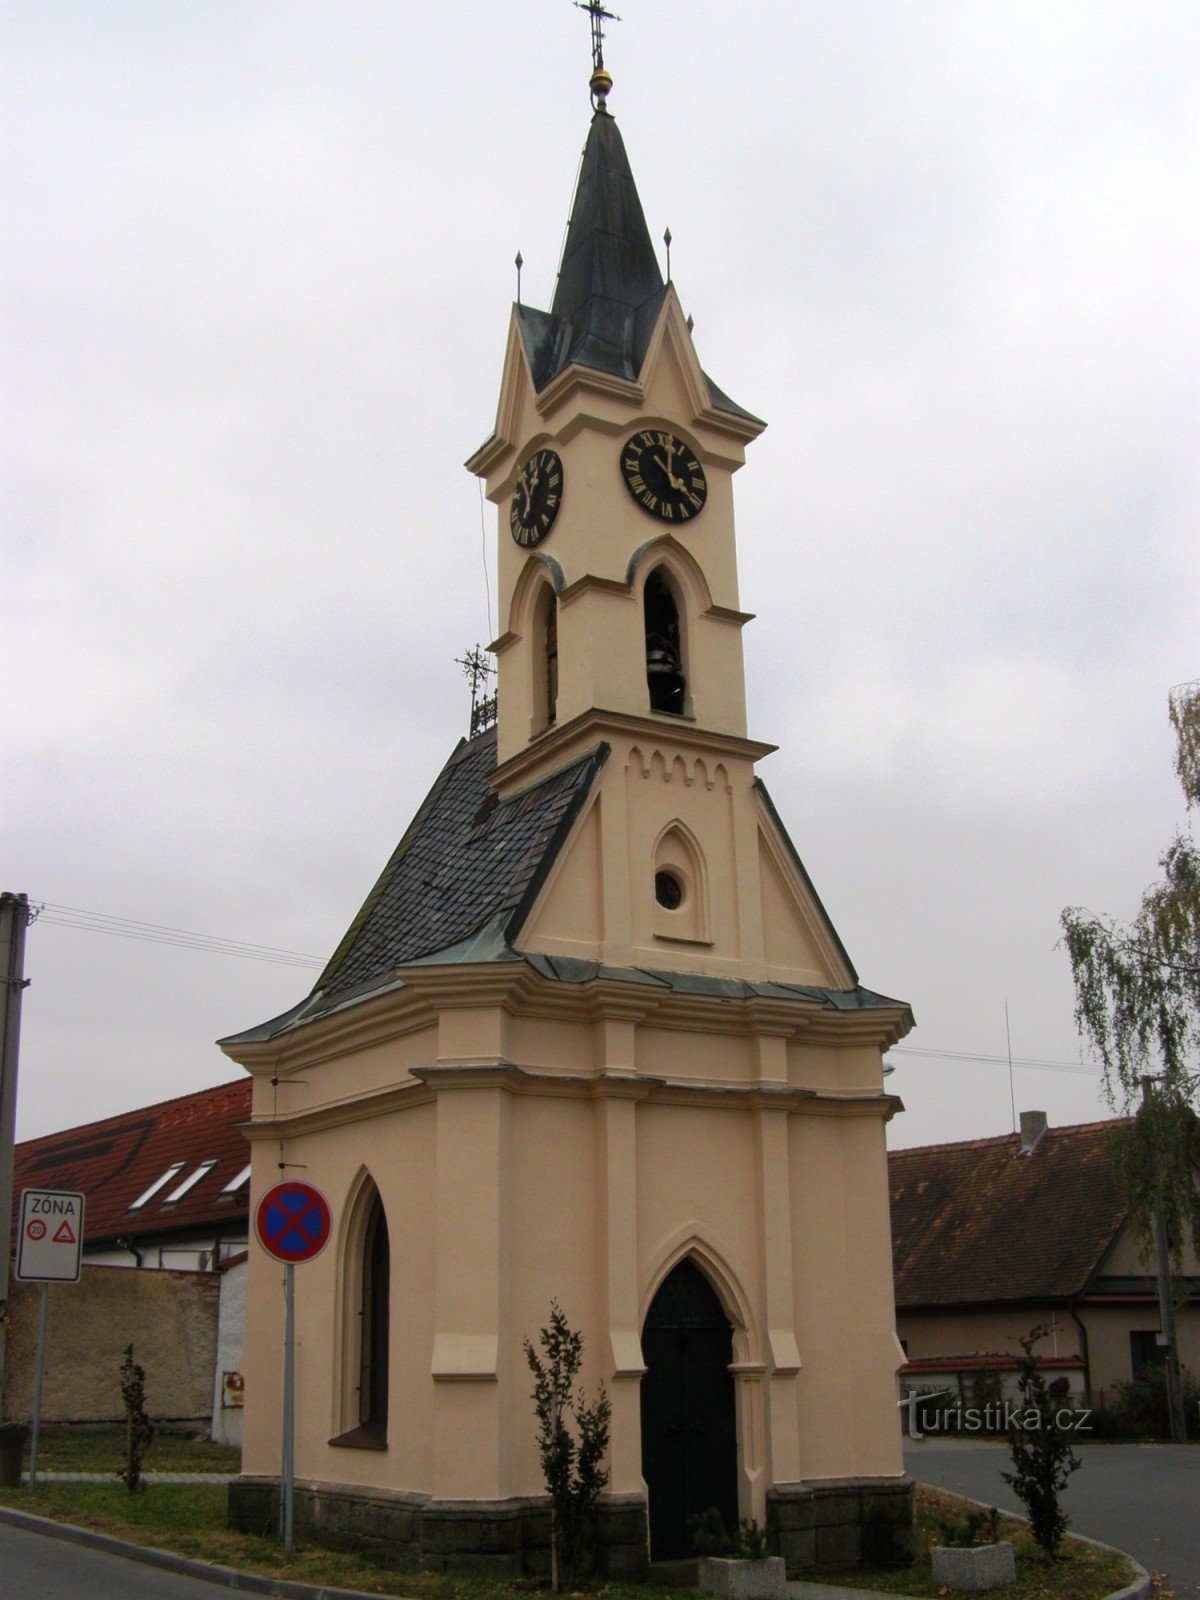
[[0, 1481, 1137, 1600], [812, 1487, 1137, 1600], [24, 1427, 240, 1475]]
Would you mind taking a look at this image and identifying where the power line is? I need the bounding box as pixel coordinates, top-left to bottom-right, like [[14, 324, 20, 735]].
[[33, 901, 325, 971], [888, 1044, 1101, 1077]]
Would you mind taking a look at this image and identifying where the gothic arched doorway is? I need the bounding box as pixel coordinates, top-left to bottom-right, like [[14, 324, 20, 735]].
[[640, 1257, 739, 1560]]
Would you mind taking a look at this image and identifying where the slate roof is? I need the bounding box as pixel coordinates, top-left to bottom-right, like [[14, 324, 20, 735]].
[[10, 1078, 253, 1251], [516, 110, 758, 422], [889, 1120, 1131, 1309], [300, 729, 607, 1009], [222, 727, 907, 1047]]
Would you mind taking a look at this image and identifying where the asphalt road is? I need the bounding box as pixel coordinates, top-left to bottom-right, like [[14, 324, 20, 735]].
[[0, 1519, 255, 1599], [906, 1438, 1200, 1594]]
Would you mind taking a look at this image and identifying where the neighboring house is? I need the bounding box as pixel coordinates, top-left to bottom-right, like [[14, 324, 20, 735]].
[[890, 1110, 1200, 1406], [6, 1079, 252, 1440]]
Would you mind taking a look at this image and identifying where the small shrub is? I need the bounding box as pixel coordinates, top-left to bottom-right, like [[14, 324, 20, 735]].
[[689, 1506, 737, 1557], [935, 1506, 1000, 1548], [737, 1517, 769, 1559]]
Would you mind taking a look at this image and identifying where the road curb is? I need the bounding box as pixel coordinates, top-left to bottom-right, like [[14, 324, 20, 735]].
[[0, 1505, 411, 1600]]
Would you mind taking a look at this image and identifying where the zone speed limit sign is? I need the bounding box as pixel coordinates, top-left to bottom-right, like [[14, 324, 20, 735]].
[[16, 1189, 85, 1283]]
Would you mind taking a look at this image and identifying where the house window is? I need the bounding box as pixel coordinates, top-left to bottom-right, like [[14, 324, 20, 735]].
[[1129, 1329, 1164, 1380]]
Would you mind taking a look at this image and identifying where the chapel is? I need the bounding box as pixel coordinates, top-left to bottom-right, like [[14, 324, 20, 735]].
[[223, 38, 915, 1575]]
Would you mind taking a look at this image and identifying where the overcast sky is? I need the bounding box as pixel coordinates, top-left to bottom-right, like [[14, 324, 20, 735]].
[[4, 1, 1198, 1147]]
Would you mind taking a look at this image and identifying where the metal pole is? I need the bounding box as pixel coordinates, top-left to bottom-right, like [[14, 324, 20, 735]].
[[282, 1263, 294, 1555], [0, 892, 31, 1419], [1140, 1076, 1188, 1442], [28, 1283, 48, 1488]]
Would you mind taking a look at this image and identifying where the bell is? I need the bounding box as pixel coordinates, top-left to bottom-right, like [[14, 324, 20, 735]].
[[646, 633, 685, 714]]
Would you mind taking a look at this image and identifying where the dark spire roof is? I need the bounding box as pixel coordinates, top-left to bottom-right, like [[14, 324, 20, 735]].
[[548, 109, 665, 379], [515, 110, 756, 422]]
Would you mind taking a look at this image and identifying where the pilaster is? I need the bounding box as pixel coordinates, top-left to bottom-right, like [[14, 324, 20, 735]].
[[431, 1081, 510, 1497]]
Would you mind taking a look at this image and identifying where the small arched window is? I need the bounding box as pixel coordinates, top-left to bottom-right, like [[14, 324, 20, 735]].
[[644, 569, 685, 715], [532, 581, 558, 732]]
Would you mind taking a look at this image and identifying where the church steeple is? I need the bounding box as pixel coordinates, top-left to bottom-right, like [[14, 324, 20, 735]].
[[468, 100, 767, 783]]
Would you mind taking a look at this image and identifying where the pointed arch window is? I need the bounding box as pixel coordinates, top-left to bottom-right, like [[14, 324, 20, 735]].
[[532, 580, 558, 732], [332, 1180, 390, 1450], [653, 821, 711, 943], [644, 569, 686, 715], [359, 1194, 390, 1434]]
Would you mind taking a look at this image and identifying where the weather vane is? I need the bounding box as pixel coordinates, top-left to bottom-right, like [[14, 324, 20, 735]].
[[574, 0, 620, 108]]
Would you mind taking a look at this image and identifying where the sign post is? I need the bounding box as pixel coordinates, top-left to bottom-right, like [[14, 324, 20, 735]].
[[254, 1181, 331, 1556], [16, 1187, 85, 1489]]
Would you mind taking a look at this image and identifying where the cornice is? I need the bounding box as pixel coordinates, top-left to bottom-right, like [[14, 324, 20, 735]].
[[491, 707, 776, 795], [240, 1061, 902, 1141], [535, 363, 644, 417], [230, 954, 911, 1082]]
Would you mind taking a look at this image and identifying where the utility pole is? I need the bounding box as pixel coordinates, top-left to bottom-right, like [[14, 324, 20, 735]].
[[0, 893, 31, 1419], [1139, 1074, 1188, 1443]]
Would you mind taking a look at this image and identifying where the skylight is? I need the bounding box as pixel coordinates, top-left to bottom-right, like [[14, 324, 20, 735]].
[[161, 1160, 218, 1206], [128, 1163, 185, 1211], [219, 1163, 252, 1198]]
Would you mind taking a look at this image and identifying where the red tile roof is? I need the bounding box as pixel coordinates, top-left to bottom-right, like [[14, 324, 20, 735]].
[[889, 1120, 1129, 1309], [10, 1078, 253, 1249], [900, 1354, 1085, 1375]]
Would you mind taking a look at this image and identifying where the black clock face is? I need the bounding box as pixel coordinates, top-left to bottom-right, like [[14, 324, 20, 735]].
[[509, 448, 563, 548], [621, 430, 707, 523]]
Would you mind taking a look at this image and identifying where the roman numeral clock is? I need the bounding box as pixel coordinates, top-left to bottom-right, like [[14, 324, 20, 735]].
[[621, 429, 707, 522]]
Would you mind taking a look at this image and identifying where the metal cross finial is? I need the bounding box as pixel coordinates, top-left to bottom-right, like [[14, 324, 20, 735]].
[[455, 645, 497, 737], [574, 0, 620, 107]]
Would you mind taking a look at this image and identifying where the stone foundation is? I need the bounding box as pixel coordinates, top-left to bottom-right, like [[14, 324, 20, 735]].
[[228, 1478, 649, 1578], [767, 1477, 916, 1571]]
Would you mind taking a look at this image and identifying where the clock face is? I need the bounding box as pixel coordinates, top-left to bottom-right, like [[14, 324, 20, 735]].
[[509, 448, 563, 548], [621, 430, 707, 523]]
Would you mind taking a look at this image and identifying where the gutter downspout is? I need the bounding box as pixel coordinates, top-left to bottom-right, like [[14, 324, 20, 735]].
[[1067, 1300, 1091, 1395]]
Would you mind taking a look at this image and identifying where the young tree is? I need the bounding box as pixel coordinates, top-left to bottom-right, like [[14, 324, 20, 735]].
[[525, 1302, 611, 1591], [1061, 679, 1200, 1264], [118, 1344, 155, 1492], [1001, 1327, 1081, 1557]]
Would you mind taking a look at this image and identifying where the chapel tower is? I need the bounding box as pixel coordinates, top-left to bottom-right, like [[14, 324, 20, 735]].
[[225, 46, 915, 1577]]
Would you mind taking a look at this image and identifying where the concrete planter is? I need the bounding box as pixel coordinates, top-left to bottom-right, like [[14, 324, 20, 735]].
[[700, 1555, 788, 1600], [931, 1541, 1017, 1591]]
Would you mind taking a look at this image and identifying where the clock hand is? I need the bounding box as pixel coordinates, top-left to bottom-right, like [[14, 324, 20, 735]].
[[653, 454, 686, 493]]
